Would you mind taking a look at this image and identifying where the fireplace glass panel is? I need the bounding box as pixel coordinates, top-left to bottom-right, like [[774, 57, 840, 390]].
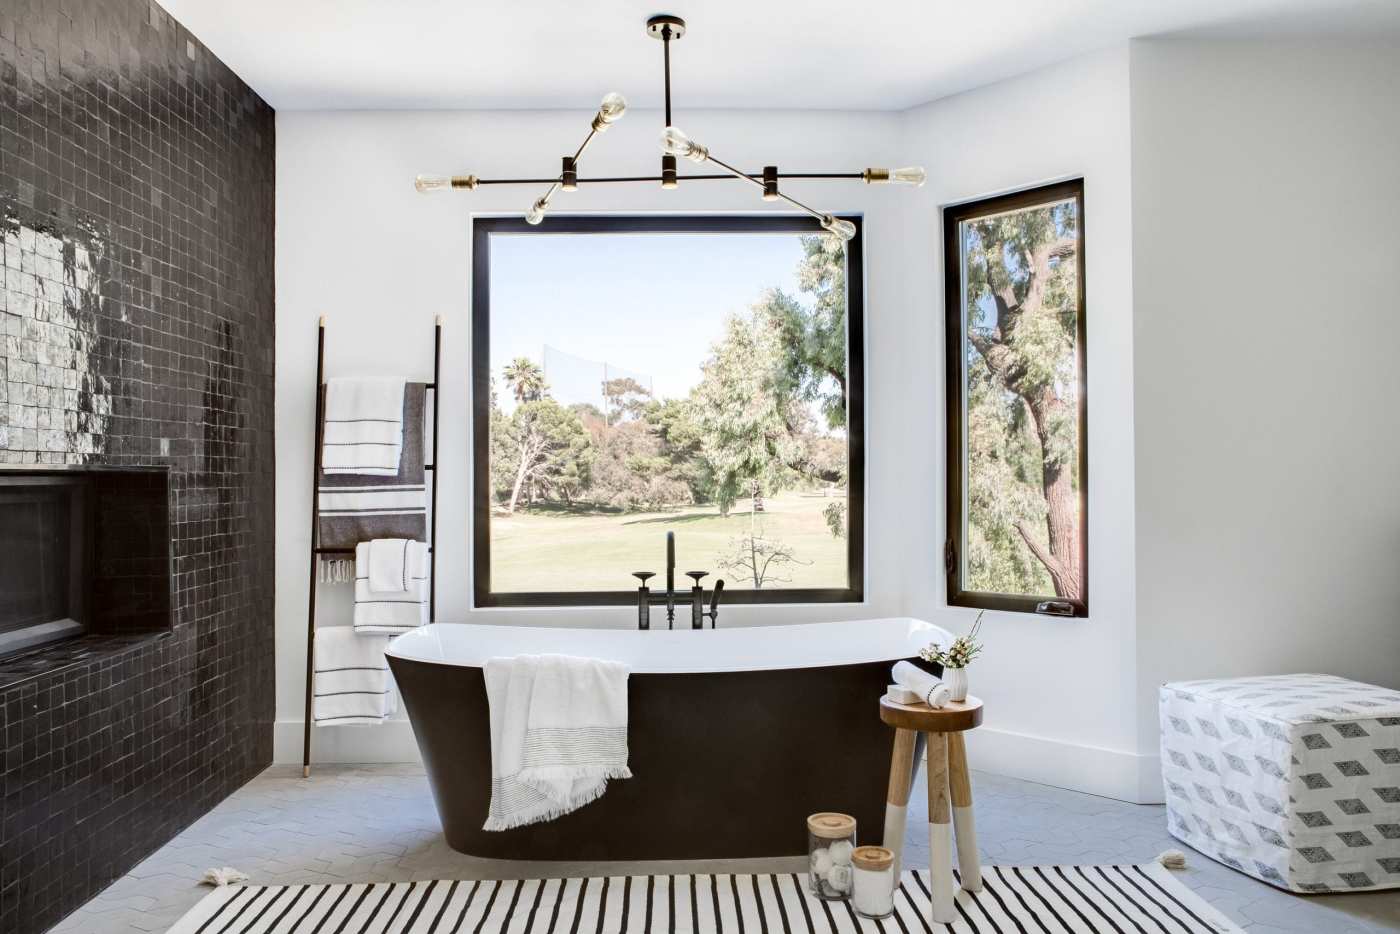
[[0, 480, 87, 652]]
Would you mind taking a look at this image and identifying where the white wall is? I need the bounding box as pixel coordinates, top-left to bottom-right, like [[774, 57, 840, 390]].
[[274, 55, 1153, 798], [1130, 39, 1400, 746], [283, 42, 1400, 803], [898, 48, 1149, 801], [274, 108, 933, 762]]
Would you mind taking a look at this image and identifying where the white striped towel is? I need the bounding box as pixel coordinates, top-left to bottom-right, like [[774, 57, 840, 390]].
[[368, 538, 414, 592], [312, 627, 397, 726], [322, 378, 404, 476], [483, 654, 631, 831], [353, 541, 429, 634]]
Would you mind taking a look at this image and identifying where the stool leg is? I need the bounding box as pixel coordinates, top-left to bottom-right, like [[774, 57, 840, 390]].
[[883, 728, 917, 880], [926, 731, 956, 924], [948, 731, 981, 893]]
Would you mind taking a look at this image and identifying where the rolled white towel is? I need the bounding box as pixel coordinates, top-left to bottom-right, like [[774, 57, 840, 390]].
[[892, 661, 953, 709]]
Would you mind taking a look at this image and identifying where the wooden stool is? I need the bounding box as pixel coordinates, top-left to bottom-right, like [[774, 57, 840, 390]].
[[880, 694, 983, 925]]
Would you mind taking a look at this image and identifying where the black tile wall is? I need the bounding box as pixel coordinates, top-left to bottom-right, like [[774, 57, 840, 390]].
[[0, 0, 275, 930]]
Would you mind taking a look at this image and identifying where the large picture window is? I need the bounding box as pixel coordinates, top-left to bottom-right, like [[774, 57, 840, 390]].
[[473, 215, 864, 608], [944, 180, 1087, 617]]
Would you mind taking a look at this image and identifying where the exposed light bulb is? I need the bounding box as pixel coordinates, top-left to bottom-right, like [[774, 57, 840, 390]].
[[596, 92, 628, 127], [415, 174, 451, 193], [862, 166, 926, 187], [660, 126, 708, 163], [414, 174, 478, 193], [820, 214, 857, 241], [891, 166, 926, 186], [526, 197, 549, 225]]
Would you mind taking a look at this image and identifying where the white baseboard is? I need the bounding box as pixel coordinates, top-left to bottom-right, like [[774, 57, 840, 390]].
[[274, 719, 1165, 804], [965, 727, 1164, 804], [274, 719, 422, 765]]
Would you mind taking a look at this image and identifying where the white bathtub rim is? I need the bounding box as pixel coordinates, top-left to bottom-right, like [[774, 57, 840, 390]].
[[385, 617, 950, 675]]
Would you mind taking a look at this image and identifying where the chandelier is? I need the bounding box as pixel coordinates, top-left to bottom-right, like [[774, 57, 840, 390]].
[[413, 15, 926, 240]]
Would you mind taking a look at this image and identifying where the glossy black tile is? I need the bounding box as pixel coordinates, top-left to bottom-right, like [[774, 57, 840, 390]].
[[0, 0, 274, 930]]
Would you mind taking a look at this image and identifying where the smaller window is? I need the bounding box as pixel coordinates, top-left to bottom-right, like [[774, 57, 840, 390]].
[[944, 180, 1087, 617]]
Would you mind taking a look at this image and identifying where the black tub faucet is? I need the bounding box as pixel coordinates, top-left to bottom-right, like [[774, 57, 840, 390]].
[[632, 532, 723, 629], [685, 572, 723, 629]]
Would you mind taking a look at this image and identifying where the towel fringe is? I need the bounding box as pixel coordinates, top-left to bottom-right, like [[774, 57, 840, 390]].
[[483, 769, 628, 832]]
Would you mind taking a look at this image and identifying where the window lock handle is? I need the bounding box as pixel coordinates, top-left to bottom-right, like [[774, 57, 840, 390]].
[[1035, 600, 1075, 617]]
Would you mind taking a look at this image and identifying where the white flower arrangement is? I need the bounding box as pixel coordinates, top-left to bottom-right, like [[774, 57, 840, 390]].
[[919, 611, 985, 670]]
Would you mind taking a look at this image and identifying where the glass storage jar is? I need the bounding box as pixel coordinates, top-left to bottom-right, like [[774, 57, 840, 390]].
[[851, 845, 896, 918], [807, 812, 857, 899]]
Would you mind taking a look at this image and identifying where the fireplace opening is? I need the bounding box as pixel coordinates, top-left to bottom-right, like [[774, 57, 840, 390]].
[[0, 476, 91, 655], [0, 467, 171, 660]]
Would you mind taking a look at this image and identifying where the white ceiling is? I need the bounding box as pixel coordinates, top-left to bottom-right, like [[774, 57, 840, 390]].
[[160, 0, 1400, 111]]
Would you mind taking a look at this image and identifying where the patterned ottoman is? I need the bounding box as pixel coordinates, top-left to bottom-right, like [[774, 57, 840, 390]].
[[1160, 673, 1400, 893]]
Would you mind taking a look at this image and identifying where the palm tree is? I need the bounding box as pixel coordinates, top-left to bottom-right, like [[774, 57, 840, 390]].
[[502, 357, 547, 403]]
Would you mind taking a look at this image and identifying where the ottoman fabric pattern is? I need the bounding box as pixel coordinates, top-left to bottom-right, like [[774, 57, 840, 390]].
[[1160, 674, 1400, 893]]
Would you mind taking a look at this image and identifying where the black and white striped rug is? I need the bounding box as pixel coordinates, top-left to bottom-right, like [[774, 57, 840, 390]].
[[167, 865, 1242, 933]]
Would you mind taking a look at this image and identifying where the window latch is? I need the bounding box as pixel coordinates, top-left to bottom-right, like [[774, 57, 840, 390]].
[[1035, 600, 1075, 617], [943, 540, 956, 575]]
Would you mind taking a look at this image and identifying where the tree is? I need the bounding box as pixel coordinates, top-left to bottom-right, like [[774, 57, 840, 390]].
[[585, 418, 692, 510], [498, 399, 592, 514], [962, 201, 1081, 600], [601, 377, 652, 426], [690, 310, 804, 514], [502, 357, 547, 403], [757, 235, 849, 430], [718, 523, 811, 588]]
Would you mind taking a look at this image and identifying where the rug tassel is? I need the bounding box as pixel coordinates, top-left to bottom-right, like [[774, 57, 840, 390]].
[[200, 867, 249, 887], [1156, 849, 1187, 870]]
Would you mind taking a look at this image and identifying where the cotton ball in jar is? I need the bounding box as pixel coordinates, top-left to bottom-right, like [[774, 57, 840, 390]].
[[827, 864, 853, 894], [829, 839, 854, 866], [811, 847, 833, 877]]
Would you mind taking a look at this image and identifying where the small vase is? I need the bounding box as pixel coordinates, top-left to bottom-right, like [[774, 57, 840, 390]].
[[944, 667, 968, 702]]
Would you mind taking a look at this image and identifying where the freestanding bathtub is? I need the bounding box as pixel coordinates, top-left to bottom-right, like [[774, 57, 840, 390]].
[[386, 617, 948, 861]]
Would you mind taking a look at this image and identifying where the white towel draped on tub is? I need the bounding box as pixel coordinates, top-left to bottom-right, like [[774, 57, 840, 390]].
[[313, 627, 397, 726], [322, 378, 405, 476], [483, 654, 631, 831], [353, 541, 429, 634]]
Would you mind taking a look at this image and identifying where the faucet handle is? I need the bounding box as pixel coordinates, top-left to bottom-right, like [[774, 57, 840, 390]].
[[685, 571, 709, 586], [633, 571, 656, 585]]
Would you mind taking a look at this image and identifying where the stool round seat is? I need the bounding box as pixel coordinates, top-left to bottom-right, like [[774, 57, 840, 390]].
[[879, 695, 983, 733]]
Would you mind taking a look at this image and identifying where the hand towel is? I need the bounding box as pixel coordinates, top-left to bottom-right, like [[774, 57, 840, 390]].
[[322, 378, 405, 476], [313, 627, 397, 726], [353, 541, 429, 634], [892, 661, 952, 709], [483, 654, 631, 831], [318, 384, 427, 547], [368, 538, 413, 592]]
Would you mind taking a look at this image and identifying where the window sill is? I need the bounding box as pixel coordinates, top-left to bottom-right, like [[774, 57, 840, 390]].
[[0, 630, 172, 691]]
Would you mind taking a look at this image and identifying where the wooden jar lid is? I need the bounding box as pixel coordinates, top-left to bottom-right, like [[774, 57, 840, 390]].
[[852, 846, 894, 871], [807, 812, 856, 839]]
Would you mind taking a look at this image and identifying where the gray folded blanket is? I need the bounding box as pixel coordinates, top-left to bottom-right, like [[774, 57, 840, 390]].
[[318, 382, 427, 549]]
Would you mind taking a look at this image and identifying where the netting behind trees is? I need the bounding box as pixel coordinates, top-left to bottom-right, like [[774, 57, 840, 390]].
[[542, 345, 655, 418]]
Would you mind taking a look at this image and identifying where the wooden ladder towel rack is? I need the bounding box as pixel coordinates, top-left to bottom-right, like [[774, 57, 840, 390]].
[[302, 316, 442, 777]]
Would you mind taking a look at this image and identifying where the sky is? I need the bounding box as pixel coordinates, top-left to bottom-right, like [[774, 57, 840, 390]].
[[490, 232, 810, 411]]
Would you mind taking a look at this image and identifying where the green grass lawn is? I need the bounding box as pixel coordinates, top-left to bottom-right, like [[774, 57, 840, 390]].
[[490, 491, 847, 592]]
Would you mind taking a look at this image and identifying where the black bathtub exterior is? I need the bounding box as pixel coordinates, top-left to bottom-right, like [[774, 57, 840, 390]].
[[388, 655, 902, 860]]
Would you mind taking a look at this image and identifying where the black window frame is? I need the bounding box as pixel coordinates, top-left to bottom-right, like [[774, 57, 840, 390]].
[[472, 213, 866, 609], [943, 179, 1088, 618]]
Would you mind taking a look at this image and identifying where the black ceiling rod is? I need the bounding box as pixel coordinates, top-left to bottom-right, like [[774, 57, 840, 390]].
[[648, 14, 686, 189]]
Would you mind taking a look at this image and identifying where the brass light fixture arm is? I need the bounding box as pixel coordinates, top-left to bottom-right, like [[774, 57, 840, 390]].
[[414, 14, 923, 217]]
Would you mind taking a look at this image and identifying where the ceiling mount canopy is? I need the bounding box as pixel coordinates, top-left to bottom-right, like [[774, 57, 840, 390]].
[[414, 14, 926, 240]]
